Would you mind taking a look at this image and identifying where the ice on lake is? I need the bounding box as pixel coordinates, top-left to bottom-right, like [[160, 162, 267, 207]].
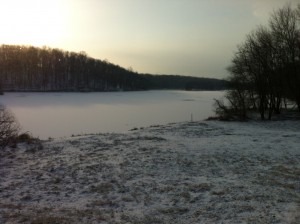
[[0, 90, 224, 139]]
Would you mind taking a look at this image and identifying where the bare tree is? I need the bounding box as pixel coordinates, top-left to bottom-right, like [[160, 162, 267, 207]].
[[0, 105, 20, 148], [270, 4, 300, 110], [216, 4, 300, 120], [0, 82, 3, 95]]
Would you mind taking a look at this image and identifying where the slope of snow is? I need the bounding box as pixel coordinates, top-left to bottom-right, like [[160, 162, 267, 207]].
[[0, 121, 299, 223]]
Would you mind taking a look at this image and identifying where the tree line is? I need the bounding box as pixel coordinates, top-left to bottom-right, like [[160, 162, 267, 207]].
[[216, 4, 300, 120], [142, 74, 227, 90], [0, 45, 227, 92], [0, 45, 147, 91]]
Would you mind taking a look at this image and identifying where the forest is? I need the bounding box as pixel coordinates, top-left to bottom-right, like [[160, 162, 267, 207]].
[[0, 45, 227, 92], [215, 4, 300, 120]]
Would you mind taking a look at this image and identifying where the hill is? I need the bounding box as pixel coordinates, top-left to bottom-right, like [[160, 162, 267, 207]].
[[0, 45, 227, 92]]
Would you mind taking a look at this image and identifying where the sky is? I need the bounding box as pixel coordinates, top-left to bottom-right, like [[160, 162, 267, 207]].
[[0, 0, 298, 79]]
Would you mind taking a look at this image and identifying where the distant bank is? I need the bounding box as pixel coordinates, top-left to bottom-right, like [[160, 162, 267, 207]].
[[0, 45, 228, 92]]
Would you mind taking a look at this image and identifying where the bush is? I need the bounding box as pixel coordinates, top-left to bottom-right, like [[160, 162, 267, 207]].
[[0, 105, 20, 148], [18, 133, 34, 144]]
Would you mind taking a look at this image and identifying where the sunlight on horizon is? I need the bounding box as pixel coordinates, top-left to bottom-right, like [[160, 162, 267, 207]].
[[0, 0, 68, 47], [0, 0, 298, 78]]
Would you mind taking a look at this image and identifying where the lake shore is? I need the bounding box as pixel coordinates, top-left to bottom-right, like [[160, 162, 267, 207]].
[[1, 121, 300, 223]]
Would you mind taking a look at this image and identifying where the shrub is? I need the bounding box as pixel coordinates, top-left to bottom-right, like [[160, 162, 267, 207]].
[[0, 105, 20, 148], [18, 132, 34, 144]]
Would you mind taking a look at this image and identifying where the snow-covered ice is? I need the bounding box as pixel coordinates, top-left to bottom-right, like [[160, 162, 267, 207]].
[[0, 91, 224, 139], [0, 120, 299, 223]]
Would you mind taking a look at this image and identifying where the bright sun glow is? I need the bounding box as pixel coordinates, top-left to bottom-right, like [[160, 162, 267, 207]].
[[0, 0, 67, 46]]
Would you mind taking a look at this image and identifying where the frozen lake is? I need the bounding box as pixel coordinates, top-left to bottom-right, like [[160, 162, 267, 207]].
[[0, 90, 224, 139]]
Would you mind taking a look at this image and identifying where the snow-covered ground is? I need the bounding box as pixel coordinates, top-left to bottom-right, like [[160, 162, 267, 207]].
[[0, 120, 299, 223]]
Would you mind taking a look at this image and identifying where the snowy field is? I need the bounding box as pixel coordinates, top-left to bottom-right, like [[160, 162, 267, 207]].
[[0, 120, 300, 223]]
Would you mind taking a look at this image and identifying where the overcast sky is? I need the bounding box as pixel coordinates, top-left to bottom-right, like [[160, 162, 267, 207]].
[[0, 0, 298, 78]]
